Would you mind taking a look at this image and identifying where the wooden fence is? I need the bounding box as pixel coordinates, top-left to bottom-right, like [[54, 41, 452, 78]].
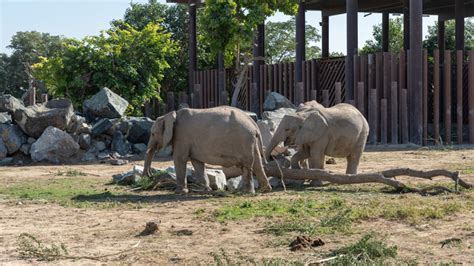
[[148, 50, 474, 146]]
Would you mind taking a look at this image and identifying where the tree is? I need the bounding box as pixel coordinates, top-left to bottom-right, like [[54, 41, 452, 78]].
[[360, 17, 404, 54], [265, 18, 321, 64], [0, 31, 63, 97], [33, 22, 177, 114], [423, 19, 474, 52]]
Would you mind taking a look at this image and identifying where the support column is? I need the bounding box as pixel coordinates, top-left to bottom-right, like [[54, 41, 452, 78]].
[[403, 1, 410, 51], [321, 14, 329, 58], [188, 1, 197, 96], [455, 0, 465, 51], [438, 18, 445, 64], [382, 12, 389, 52], [295, 1, 305, 103], [409, 0, 423, 144], [345, 0, 358, 101], [252, 23, 265, 114]]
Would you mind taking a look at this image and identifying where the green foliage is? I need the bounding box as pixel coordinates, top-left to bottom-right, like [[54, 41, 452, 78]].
[[360, 17, 404, 54], [209, 248, 304, 266], [265, 18, 321, 64], [327, 234, 398, 265], [17, 233, 68, 261], [424, 19, 474, 52], [1, 31, 63, 97], [55, 168, 87, 177], [33, 22, 177, 113]]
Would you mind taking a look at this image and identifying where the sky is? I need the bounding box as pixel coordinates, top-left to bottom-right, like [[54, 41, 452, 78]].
[[0, 0, 438, 56]]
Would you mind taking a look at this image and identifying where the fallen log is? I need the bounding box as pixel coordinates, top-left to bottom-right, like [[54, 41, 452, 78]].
[[263, 165, 473, 195]]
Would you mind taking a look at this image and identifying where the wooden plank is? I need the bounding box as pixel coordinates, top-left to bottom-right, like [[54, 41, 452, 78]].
[[289, 63, 294, 103], [221, 90, 228, 105], [360, 54, 368, 116], [456, 50, 463, 144], [401, 89, 408, 144], [283, 63, 288, 99], [334, 82, 342, 104], [260, 64, 265, 113], [279, 62, 284, 95], [273, 64, 278, 94], [301, 62, 306, 99], [368, 54, 375, 90], [297, 82, 305, 105], [383, 52, 391, 139], [250, 82, 259, 114], [368, 89, 377, 144], [445, 50, 452, 145], [381, 99, 387, 144], [434, 49, 440, 144], [398, 50, 406, 140], [311, 60, 318, 99], [311, 90, 317, 101], [305, 61, 311, 100], [322, 90, 329, 107], [376, 53, 383, 102], [167, 91, 175, 112], [423, 50, 428, 146], [353, 55, 360, 104], [194, 84, 202, 108], [470, 51, 474, 144], [357, 82, 365, 115], [391, 82, 399, 144]]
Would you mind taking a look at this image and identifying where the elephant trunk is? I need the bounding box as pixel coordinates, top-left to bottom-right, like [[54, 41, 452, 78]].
[[265, 127, 288, 161], [143, 140, 157, 177]]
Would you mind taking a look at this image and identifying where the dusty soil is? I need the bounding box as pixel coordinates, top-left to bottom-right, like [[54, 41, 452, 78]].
[[0, 148, 473, 264]]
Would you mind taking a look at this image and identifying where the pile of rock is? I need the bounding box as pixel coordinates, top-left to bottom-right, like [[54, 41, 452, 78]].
[[0, 87, 169, 165]]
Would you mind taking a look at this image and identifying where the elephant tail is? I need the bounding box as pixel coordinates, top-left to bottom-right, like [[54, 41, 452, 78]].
[[256, 132, 267, 164]]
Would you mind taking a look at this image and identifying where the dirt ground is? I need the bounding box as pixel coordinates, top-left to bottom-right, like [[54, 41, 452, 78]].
[[0, 148, 473, 265]]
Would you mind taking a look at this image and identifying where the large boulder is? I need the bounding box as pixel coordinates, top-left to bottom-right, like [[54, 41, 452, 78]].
[[83, 87, 129, 120], [263, 92, 295, 111], [30, 126, 80, 163], [13, 99, 74, 138], [261, 107, 296, 132], [0, 124, 26, 154], [0, 139, 7, 160], [111, 131, 131, 156], [127, 117, 154, 144], [0, 113, 12, 124], [0, 95, 24, 113], [91, 118, 113, 135]]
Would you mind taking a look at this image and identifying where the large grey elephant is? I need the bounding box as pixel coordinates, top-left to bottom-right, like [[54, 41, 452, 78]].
[[143, 106, 272, 194], [265, 101, 369, 174]]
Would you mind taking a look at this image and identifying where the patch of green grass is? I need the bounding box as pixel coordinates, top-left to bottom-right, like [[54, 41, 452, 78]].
[[0, 178, 131, 208], [17, 233, 68, 261], [326, 233, 397, 265], [55, 168, 87, 177], [208, 248, 303, 266]]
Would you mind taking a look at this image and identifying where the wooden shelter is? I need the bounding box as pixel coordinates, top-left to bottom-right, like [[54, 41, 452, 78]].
[[166, 0, 474, 146]]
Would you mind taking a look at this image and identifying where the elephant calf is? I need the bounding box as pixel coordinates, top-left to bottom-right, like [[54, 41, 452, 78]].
[[144, 106, 272, 194], [265, 101, 369, 175]]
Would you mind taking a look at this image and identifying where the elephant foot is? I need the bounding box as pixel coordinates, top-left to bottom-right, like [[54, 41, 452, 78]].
[[309, 180, 324, 187], [175, 187, 189, 194], [259, 184, 272, 193]]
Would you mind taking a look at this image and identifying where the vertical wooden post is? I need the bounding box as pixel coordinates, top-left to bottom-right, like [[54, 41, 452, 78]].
[[321, 14, 329, 58], [401, 89, 409, 144], [253, 23, 264, 112], [383, 52, 391, 139], [273, 64, 279, 94], [194, 84, 202, 108], [28, 87, 36, 106], [376, 53, 383, 102], [305, 61, 310, 100], [289, 63, 294, 102], [295, 2, 305, 86], [469, 51, 474, 144], [250, 83, 259, 114], [368, 89, 377, 144], [335, 82, 342, 104], [310, 90, 317, 101], [445, 50, 452, 145], [311, 60, 318, 99], [398, 50, 406, 137], [167, 91, 175, 112], [345, 0, 358, 102], [221, 90, 228, 105], [188, 2, 197, 96], [438, 19, 445, 67], [217, 52, 225, 106], [391, 82, 399, 144], [353, 55, 361, 104], [423, 50, 428, 146], [455, 0, 465, 52], [457, 50, 463, 144], [381, 99, 388, 144], [368, 54, 375, 91], [360, 54, 368, 115], [409, 0, 423, 144], [434, 50, 441, 144], [41, 93, 48, 103], [357, 82, 365, 115], [322, 90, 329, 108], [179, 91, 188, 106], [403, 1, 410, 51], [382, 12, 389, 52], [297, 82, 304, 105]]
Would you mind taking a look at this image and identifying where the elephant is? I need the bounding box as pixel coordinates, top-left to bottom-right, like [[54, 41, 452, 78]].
[[265, 101, 369, 175], [143, 106, 272, 194]]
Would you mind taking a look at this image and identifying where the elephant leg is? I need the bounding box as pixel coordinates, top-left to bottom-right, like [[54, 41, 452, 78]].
[[252, 148, 272, 193], [241, 167, 255, 194], [308, 146, 325, 186], [290, 147, 310, 169], [174, 156, 189, 194], [191, 159, 211, 191], [346, 153, 361, 174]]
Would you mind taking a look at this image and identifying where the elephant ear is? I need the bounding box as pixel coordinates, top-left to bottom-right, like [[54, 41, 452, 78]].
[[162, 111, 176, 148], [295, 110, 328, 145]]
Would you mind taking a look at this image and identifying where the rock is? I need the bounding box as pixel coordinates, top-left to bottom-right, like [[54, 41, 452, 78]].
[[0, 95, 24, 113], [257, 120, 273, 149], [97, 152, 110, 160], [67, 115, 87, 134], [127, 117, 154, 144], [83, 87, 129, 120], [263, 92, 295, 111], [165, 166, 194, 179], [178, 103, 189, 110], [326, 157, 336, 164], [93, 141, 107, 152], [244, 111, 258, 122], [13, 99, 74, 138], [157, 145, 172, 157], [268, 176, 282, 188], [113, 165, 144, 185], [27, 137, 36, 144], [261, 107, 296, 132], [91, 118, 113, 135], [110, 159, 128, 165], [30, 126, 80, 163], [105, 119, 131, 136], [132, 143, 148, 154], [0, 112, 12, 124], [226, 176, 259, 192], [0, 124, 26, 154], [111, 131, 131, 156], [78, 133, 92, 150], [0, 139, 7, 160], [20, 143, 30, 155], [206, 169, 227, 190], [81, 152, 96, 162], [0, 157, 14, 166]]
